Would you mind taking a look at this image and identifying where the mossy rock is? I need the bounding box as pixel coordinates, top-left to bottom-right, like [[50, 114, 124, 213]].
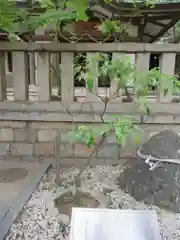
[[117, 159, 180, 213]]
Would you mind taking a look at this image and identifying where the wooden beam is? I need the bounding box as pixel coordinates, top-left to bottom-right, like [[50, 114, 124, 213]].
[[108, 0, 180, 11], [145, 13, 180, 21], [144, 33, 153, 38], [0, 42, 180, 53], [150, 18, 179, 43], [147, 19, 167, 27], [138, 17, 147, 41]]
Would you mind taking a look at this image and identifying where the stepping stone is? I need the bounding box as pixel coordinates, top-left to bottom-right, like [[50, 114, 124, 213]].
[[117, 159, 180, 213], [69, 208, 161, 240]]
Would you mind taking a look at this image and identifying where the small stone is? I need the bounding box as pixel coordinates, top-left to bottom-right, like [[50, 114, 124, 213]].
[[47, 207, 59, 217], [57, 214, 70, 225]]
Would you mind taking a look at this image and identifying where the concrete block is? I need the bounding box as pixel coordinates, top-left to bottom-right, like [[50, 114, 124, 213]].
[[14, 128, 28, 142], [60, 143, 74, 157], [34, 143, 55, 156], [0, 128, 13, 141], [0, 144, 10, 155], [28, 128, 37, 143], [11, 143, 33, 156], [74, 144, 90, 158], [37, 129, 56, 142]]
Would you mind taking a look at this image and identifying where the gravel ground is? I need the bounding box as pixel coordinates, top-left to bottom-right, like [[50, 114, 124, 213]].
[[5, 165, 180, 240]]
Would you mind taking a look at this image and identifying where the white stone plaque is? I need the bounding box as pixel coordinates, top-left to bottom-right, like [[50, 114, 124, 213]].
[[69, 208, 161, 240]]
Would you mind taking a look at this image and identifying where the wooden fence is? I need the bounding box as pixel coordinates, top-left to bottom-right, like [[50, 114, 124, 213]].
[[0, 42, 180, 123]]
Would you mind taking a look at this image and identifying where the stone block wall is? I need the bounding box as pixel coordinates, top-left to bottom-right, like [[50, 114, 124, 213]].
[[0, 120, 180, 167]]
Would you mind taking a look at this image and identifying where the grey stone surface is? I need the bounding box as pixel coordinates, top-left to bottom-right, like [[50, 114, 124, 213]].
[[0, 160, 50, 240], [98, 144, 119, 159], [0, 203, 10, 224]]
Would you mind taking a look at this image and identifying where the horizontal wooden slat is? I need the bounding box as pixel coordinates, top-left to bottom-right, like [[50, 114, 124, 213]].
[[0, 42, 180, 53], [0, 103, 177, 123], [0, 102, 179, 116]]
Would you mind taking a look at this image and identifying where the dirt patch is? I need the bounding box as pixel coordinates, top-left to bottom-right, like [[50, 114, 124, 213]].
[[54, 190, 100, 217]]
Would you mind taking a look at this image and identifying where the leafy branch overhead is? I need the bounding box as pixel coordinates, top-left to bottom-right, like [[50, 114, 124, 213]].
[[0, 0, 169, 39]]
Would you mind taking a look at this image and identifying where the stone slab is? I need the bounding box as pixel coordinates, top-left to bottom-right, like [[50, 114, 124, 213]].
[[69, 208, 161, 240], [0, 203, 10, 224], [117, 158, 180, 213], [0, 160, 50, 240]]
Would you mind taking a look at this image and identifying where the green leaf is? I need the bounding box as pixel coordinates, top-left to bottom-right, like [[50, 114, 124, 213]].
[[85, 134, 94, 148], [65, 125, 96, 148], [66, 0, 88, 20], [86, 73, 93, 91], [135, 135, 139, 144], [36, 0, 54, 8], [98, 19, 120, 35]]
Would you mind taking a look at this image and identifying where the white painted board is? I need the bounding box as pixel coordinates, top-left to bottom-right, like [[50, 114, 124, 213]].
[[69, 208, 161, 240]]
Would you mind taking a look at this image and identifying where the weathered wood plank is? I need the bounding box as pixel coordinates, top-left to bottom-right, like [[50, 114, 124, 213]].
[[12, 52, 29, 101], [0, 101, 178, 115], [69, 208, 161, 240], [0, 52, 6, 100], [0, 43, 180, 53], [36, 52, 51, 101]]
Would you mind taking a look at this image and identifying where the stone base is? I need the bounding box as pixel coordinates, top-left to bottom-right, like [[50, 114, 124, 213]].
[[0, 120, 179, 168]]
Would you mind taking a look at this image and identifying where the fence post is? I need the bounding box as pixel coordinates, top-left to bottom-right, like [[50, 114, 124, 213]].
[[111, 53, 125, 98], [51, 53, 60, 90], [86, 52, 99, 101], [29, 53, 36, 85], [135, 53, 150, 100], [37, 52, 51, 101], [159, 53, 176, 102], [135, 53, 150, 74], [61, 52, 74, 102], [12, 52, 29, 101]]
